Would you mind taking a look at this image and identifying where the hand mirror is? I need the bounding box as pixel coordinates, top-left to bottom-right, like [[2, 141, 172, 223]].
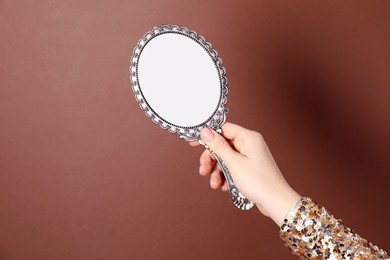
[[130, 24, 254, 210]]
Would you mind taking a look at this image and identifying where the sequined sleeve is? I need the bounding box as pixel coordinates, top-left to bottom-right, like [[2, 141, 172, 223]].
[[280, 197, 389, 259]]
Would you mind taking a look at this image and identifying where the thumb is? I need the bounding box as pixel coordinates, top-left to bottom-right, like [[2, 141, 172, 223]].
[[200, 128, 240, 164]]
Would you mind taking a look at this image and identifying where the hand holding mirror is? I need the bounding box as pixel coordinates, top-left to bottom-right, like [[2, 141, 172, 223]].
[[130, 24, 254, 210]]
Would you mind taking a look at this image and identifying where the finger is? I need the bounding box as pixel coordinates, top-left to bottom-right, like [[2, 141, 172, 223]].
[[200, 128, 241, 167], [199, 149, 214, 176], [210, 164, 223, 189], [222, 181, 228, 192], [221, 122, 264, 156], [220, 122, 251, 141], [189, 141, 200, 147]]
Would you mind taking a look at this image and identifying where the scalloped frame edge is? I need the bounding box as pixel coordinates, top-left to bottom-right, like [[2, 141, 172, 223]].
[[129, 24, 228, 142]]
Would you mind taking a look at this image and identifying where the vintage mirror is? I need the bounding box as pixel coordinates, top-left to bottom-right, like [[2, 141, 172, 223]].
[[130, 24, 254, 210]]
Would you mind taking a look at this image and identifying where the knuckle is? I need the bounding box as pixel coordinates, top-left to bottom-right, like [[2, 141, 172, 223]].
[[250, 131, 264, 143]]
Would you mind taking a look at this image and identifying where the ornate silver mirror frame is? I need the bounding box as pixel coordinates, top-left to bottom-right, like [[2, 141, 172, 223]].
[[130, 24, 254, 210]]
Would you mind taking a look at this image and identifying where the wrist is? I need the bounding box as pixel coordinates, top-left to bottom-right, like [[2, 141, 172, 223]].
[[260, 185, 301, 226]]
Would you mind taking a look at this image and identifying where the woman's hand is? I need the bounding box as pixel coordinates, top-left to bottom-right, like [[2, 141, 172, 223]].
[[190, 122, 301, 226]]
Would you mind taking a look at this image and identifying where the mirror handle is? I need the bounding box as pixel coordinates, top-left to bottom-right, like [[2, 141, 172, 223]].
[[212, 153, 255, 210], [199, 140, 255, 211]]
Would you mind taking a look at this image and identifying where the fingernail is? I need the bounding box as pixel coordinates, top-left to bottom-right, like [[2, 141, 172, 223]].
[[199, 165, 203, 174], [201, 128, 214, 142]]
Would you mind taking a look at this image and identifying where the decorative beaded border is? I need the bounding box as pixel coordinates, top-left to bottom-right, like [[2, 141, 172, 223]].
[[129, 24, 228, 141]]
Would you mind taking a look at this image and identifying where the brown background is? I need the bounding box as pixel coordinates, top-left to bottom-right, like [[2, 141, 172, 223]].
[[1, 1, 389, 259]]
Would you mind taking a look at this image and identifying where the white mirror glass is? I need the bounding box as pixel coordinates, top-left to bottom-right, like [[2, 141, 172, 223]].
[[137, 33, 221, 127]]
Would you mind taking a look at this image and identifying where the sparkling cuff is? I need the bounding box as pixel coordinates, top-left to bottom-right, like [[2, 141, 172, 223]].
[[280, 197, 389, 259]]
